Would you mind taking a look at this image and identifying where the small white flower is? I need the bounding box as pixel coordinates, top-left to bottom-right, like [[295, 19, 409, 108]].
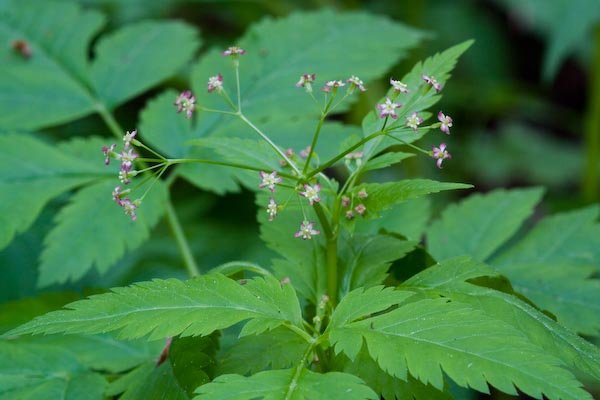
[[267, 198, 278, 221], [207, 74, 223, 93], [390, 78, 409, 93], [347, 75, 366, 92], [406, 112, 423, 131], [259, 171, 282, 192], [294, 221, 320, 240], [377, 98, 401, 119], [300, 184, 321, 205]]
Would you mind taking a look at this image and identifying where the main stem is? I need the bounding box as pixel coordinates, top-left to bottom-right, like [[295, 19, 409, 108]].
[[97, 104, 201, 278], [302, 113, 326, 175]]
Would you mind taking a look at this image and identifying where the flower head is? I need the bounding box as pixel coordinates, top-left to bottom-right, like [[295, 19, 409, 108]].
[[354, 203, 367, 216], [347, 75, 366, 92], [406, 112, 423, 131], [123, 130, 137, 148], [357, 189, 368, 199], [112, 186, 124, 204], [101, 143, 116, 165], [223, 46, 246, 56], [438, 111, 453, 134], [377, 98, 401, 119], [175, 90, 196, 118], [267, 198, 278, 221], [345, 210, 354, 220], [300, 184, 321, 205], [299, 146, 312, 159], [422, 74, 442, 92], [259, 171, 282, 192], [296, 73, 316, 91], [321, 80, 345, 93], [120, 198, 140, 221], [294, 221, 320, 240], [390, 78, 409, 93], [341, 195, 351, 208], [117, 148, 139, 170], [12, 39, 32, 58], [119, 166, 133, 185], [207, 74, 223, 93], [432, 143, 451, 168]]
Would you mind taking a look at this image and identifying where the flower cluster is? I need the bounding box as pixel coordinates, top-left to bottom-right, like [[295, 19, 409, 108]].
[[342, 189, 368, 220], [175, 90, 196, 118], [207, 74, 223, 93]]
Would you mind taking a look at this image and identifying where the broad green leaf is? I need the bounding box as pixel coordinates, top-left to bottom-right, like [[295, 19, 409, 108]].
[[10, 274, 302, 340], [0, 293, 80, 334], [38, 178, 167, 286], [191, 9, 424, 123], [362, 41, 473, 154], [339, 234, 417, 295], [106, 361, 188, 400], [354, 198, 431, 241], [0, 0, 99, 129], [493, 205, 600, 267], [195, 368, 378, 400], [170, 334, 219, 397], [0, 341, 106, 400], [402, 257, 600, 382], [329, 286, 414, 332], [362, 152, 415, 172], [218, 327, 307, 375], [427, 188, 544, 262], [331, 298, 592, 399], [91, 20, 200, 108], [0, 135, 110, 251], [338, 349, 453, 400], [353, 179, 472, 217]]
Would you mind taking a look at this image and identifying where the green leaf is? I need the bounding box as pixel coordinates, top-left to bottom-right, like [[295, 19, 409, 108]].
[[170, 334, 219, 397], [0, 293, 80, 334], [218, 327, 307, 375], [402, 257, 600, 382], [362, 152, 415, 172], [329, 286, 414, 333], [107, 361, 188, 400], [0, 341, 106, 400], [362, 40, 473, 151], [0, 0, 100, 129], [0, 134, 109, 251], [37, 178, 167, 286], [191, 9, 424, 123], [338, 349, 453, 400], [427, 188, 544, 262], [330, 298, 592, 399], [354, 198, 431, 241], [195, 369, 378, 400], [339, 234, 417, 295], [91, 20, 200, 108], [353, 179, 472, 217], [9, 274, 302, 340]]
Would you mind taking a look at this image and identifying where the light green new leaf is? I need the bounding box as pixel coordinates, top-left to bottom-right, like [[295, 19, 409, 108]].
[[339, 234, 417, 295], [0, 0, 100, 129], [0, 135, 110, 251], [362, 40, 473, 152], [195, 369, 378, 400], [329, 286, 414, 332], [218, 327, 307, 375], [91, 20, 200, 108], [353, 179, 472, 217], [402, 257, 600, 382], [106, 361, 188, 400], [0, 342, 106, 400], [331, 298, 591, 399], [191, 9, 424, 123], [37, 178, 167, 286], [427, 188, 544, 262], [10, 274, 302, 340]]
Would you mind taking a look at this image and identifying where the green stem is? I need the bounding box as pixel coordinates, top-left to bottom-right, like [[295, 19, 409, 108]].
[[165, 200, 200, 277], [385, 133, 431, 156], [166, 158, 296, 179], [209, 261, 272, 277], [235, 62, 242, 111], [313, 203, 337, 304], [96, 103, 124, 140], [302, 114, 326, 175], [284, 323, 314, 344], [583, 26, 600, 202], [198, 106, 238, 116], [285, 341, 317, 400], [238, 113, 301, 174]]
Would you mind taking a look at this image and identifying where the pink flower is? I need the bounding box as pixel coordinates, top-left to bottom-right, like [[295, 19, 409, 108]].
[[296, 73, 316, 88], [390, 78, 409, 93], [300, 184, 321, 205], [259, 171, 282, 192], [120, 198, 139, 221], [175, 90, 196, 118], [354, 203, 366, 216], [357, 189, 368, 199], [406, 112, 423, 131], [422, 74, 442, 92], [299, 146, 311, 159], [223, 46, 246, 56], [345, 210, 354, 220], [101, 143, 116, 165], [438, 111, 453, 134], [432, 143, 451, 168], [112, 186, 124, 204], [341, 196, 351, 208], [207, 74, 223, 93], [294, 221, 320, 240], [347, 75, 366, 92], [377, 98, 401, 119], [123, 130, 137, 148], [321, 80, 345, 93], [267, 198, 278, 221], [117, 148, 138, 170]]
